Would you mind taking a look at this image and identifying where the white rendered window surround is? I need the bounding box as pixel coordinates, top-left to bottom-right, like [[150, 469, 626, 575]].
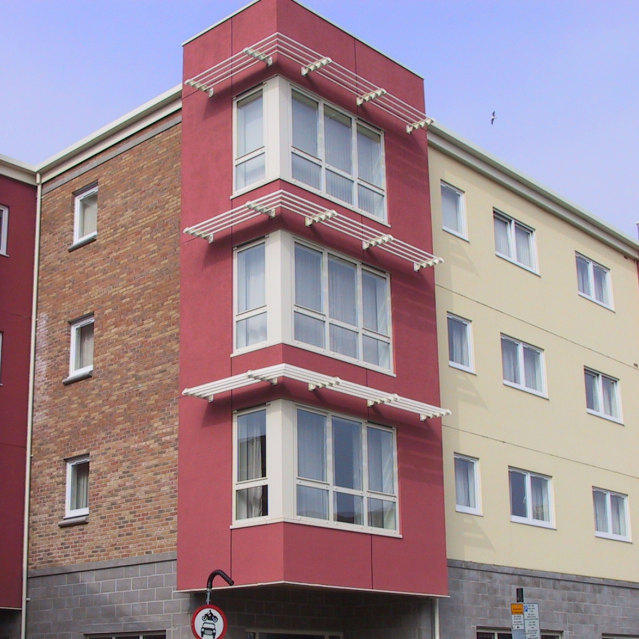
[[65, 455, 89, 518], [576, 253, 613, 309], [0, 205, 8, 255], [585, 368, 622, 422], [493, 210, 537, 273], [500, 335, 545, 396], [73, 186, 98, 247], [232, 399, 399, 536], [593, 488, 630, 542], [447, 314, 473, 372], [67, 315, 94, 382], [441, 182, 467, 239], [454, 454, 480, 515], [509, 468, 553, 528]]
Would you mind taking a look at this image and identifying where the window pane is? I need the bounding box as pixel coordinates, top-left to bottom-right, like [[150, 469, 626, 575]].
[[333, 417, 362, 490], [362, 335, 390, 369], [368, 498, 396, 529], [328, 257, 357, 325], [326, 170, 354, 204], [455, 456, 476, 509], [523, 346, 542, 391], [368, 427, 394, 494], [576, 255, 591, 296], [236, 485, 268, 519], [292, 153, 321, 190], [593, 489, 608, 533], [237, 410, 266, 482], [593, 265, 609, 305], [509, 470, 527, 518], [441, 185, 462, 234], [324, 107, 352, 174], [237, 244, 265, 313], [71, 461, 89, 511], [358, 185, 384, 218], [76, 322, 94, 370], [237, 92, 263, 157], [330, 324, 358, 359], [295, 245, 322, 312], [236, 313, 267, 348], [531, 475, 550, 521], [80, 194, 97, 237], [294, 312, 325, 348], [334, 492, 363, 525], [601, 376, 618, 418], [585, 370, 599, 412], [501, 338, 520, 385], [514, 224, 533, 268], [357, 125, 382, 187], [297, 485, 328, 519], [494, 215, 511, 257], [292, 91, 318, 156], [448, 317, 469, 368], [236, 154, 265, 190], [297, 409, 326, 481], [362, 271, 389, 335], [611, 494, 627, 536]]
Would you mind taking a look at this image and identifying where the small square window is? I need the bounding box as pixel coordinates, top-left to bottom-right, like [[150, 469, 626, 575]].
[[74, 186, 98, 245], [493, 210, 537, 272], [441, 182, 466, 238], [584, 368, 621, 422], [447, 314, 473, 372], [66, 455, 89, 518], [501, 335, 545, 396], [593, 488, 630, 541], [509, 468, 553, 527], [454, 454, 480, 514], [576, 253, 612, 308], [68, 316, 94, 381], [0, 205, 8, 255]]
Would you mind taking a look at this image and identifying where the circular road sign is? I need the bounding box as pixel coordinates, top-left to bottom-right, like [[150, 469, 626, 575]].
[[191, 604, 228, 639]]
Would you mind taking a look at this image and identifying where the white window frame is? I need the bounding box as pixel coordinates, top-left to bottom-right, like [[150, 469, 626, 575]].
[[65, 455, 89, 518], [584, 367, 622, 423], [73, 185, 98, 246], [292, 238, 392, 372], [493, 210, 537, 273], [447, 314, 474, 373], [454, 454, 481, 515], [68, 315, 94, 380], [233, 86, 267, 195], [593, 487, 631, 542], [576, 253, 613, 309], [441, 182, 467, 239], [508, 468, 554, 528], [287, 84, 387, 223], [500, 335, 546, 397], [0, 205, 8, 255]]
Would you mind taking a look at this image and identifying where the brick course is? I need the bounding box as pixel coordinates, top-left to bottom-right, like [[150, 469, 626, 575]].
[[29, 117, 182, 569]]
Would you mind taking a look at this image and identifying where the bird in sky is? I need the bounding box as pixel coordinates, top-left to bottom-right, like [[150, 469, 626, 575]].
[[491, 111, 496, 125]]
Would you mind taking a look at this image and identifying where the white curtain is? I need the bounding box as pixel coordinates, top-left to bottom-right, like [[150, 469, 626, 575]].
[[593, 265, 609, 304], [601, 376, 618, 418], [324, 107, 352, 174], [448, 317, 469, 367], [494, 215, 511, 256], [237, 486, 267, 519], [292, 91, 318, 157], [441, 185, 460, 233], [515, 225, 533, 268], [237, 92, 263, 157], [357, 125, 382, 187], [584, 370, 599, 411], [332, 417, 362, 490], [238, 244, 265, 313], [523, 346, 541, 391], [368, 427, 394, 494], [328, 257, 356, 325], [454, 457, 475, 509], [501, 338, 519, 384], [297, 485, 328, 519], [237, 410, 266, 482], [531, 475, 549, 521], [576, 255, 590, 296], [611, 494, 627, 536], [71, 461, 89, 510], [297, 410, 326, 481], [362, 271, 388, 335], [78, 323, 94, 369], [593, 490, 608, 532], [81, 194, 98, 236]]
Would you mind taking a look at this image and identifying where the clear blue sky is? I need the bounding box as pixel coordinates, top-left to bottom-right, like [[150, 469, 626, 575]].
[[1, 0, 638, 239]]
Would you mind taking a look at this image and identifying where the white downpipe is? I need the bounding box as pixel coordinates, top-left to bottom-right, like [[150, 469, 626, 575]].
[[21, 172, 42, 639], [433, 598, 440, 639]]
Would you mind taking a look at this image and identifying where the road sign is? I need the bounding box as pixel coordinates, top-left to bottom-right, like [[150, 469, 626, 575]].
[[191, 604, 227, 639], [511, 602, 540, 639]]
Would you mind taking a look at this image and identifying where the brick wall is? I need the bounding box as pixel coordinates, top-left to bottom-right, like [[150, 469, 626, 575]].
[[29, 116, 182, 568]]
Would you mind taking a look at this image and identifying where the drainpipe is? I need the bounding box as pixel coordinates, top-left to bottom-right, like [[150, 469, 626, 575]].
[[21, 172, 42, 639], [432, 598, 440, 639]]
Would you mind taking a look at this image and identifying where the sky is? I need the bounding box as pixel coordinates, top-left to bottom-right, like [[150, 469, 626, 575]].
[[1, 0, 638, 240]]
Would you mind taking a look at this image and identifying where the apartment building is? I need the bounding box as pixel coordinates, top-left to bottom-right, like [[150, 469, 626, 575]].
[[2, 2, 639, 639], [429, 125, 639, 637]]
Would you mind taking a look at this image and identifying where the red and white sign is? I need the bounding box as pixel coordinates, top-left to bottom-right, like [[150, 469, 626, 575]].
[[191, 604, 228, 639]]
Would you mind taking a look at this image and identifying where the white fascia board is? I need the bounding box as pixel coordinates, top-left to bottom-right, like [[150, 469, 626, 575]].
[[428, 121, 639, 260], [37, 85, 183, 182], [0, 154, 37, 185]]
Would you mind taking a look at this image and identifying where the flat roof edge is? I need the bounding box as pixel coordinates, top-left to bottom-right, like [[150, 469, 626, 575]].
[[182, 0, 260, 46], [36, 85, 182, 174], [429, 121, 639, 257], [0, 153, 37, 184]]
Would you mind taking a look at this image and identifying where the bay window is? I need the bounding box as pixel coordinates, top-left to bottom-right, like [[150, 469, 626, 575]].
[[235, 89, 265, 191], [235, 242, 267, 350], [235, 409, 268, 520]]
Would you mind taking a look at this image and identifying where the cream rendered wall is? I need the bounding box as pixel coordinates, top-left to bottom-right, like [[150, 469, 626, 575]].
[[429, 145, 639, 582]]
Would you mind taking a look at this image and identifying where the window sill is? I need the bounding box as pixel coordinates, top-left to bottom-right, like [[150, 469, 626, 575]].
[[586, 409, 623, 425], [449, 361, 475, 375], [58, 515, 89, 528], [231, 515, 401, 537], [495, 252, 540, 276], [510, 516, 555, 530], [456, 506, 482, 516], [0, 252, 8, 258], [442, 227, 469, 242], [503, 380, 548, 399], [63, 370, 93, 385], [69, 233, 97, 252], [578, 292, 614, 312], [595, 531, 632, 543]]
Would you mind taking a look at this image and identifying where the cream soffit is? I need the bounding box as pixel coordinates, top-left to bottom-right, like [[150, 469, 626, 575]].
[[183, 189, 443, 271], [0, 154, 37, 185], [428, 122, 639, 260], [183, 363, 451, 421]]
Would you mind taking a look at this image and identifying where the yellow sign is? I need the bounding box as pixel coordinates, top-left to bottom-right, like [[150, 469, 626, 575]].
[[511, 603, 524, 614]]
